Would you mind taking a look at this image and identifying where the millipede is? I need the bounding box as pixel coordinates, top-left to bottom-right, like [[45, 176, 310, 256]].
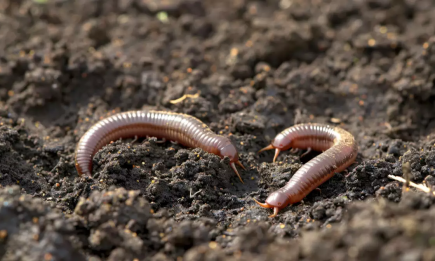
[[255, 123, 358, 217], [74, 110, 245, 182]]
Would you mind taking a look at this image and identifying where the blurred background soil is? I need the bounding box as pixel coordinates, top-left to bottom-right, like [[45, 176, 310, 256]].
[[1, 0, 435, 260]]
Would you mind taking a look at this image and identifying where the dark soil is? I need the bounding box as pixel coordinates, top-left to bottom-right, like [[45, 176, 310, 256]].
[[1, 0, 435, 260]]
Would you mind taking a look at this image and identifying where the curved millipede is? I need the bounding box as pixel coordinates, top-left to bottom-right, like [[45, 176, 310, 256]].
[[74, 110, 245, 182], [255, 123, 358, 217]]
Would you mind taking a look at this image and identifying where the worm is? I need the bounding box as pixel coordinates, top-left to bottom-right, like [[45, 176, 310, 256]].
[[74, 110, 246, 182], [255, 123, 358, 217]]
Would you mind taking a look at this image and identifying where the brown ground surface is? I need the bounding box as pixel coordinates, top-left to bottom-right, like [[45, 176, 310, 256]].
[[1, 0, 435, 260]]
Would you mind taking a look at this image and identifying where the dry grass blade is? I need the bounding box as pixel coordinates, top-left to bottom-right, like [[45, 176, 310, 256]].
[[387, 175, 435, 196], [169, 91, 201, 104]]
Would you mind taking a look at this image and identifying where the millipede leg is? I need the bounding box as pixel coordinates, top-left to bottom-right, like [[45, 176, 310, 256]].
[[290, 148, 299, 154], [155, 138, 166, 144], [130, 135, 138, 145], [144, 135, 167, 144], [300, 147, 312, 158]]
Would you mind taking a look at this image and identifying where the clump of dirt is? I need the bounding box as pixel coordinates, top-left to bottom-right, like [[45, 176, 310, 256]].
[[0, 185, 85, 261]]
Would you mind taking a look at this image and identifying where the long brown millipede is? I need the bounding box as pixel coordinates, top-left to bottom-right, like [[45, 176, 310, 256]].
[[255, 123, 358, 217], [74, 111, 246, 182]]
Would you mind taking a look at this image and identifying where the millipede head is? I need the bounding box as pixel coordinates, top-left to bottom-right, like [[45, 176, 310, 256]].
[[253, 198, 281, 218], [219, 143, 246, 183], [219, 143, 238, 161], [253, 190, 290, 218]]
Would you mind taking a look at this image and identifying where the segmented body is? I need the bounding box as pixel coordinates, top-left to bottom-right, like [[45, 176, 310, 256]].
[[74, 111, 245, 181], [256, 123, 358, 217]]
